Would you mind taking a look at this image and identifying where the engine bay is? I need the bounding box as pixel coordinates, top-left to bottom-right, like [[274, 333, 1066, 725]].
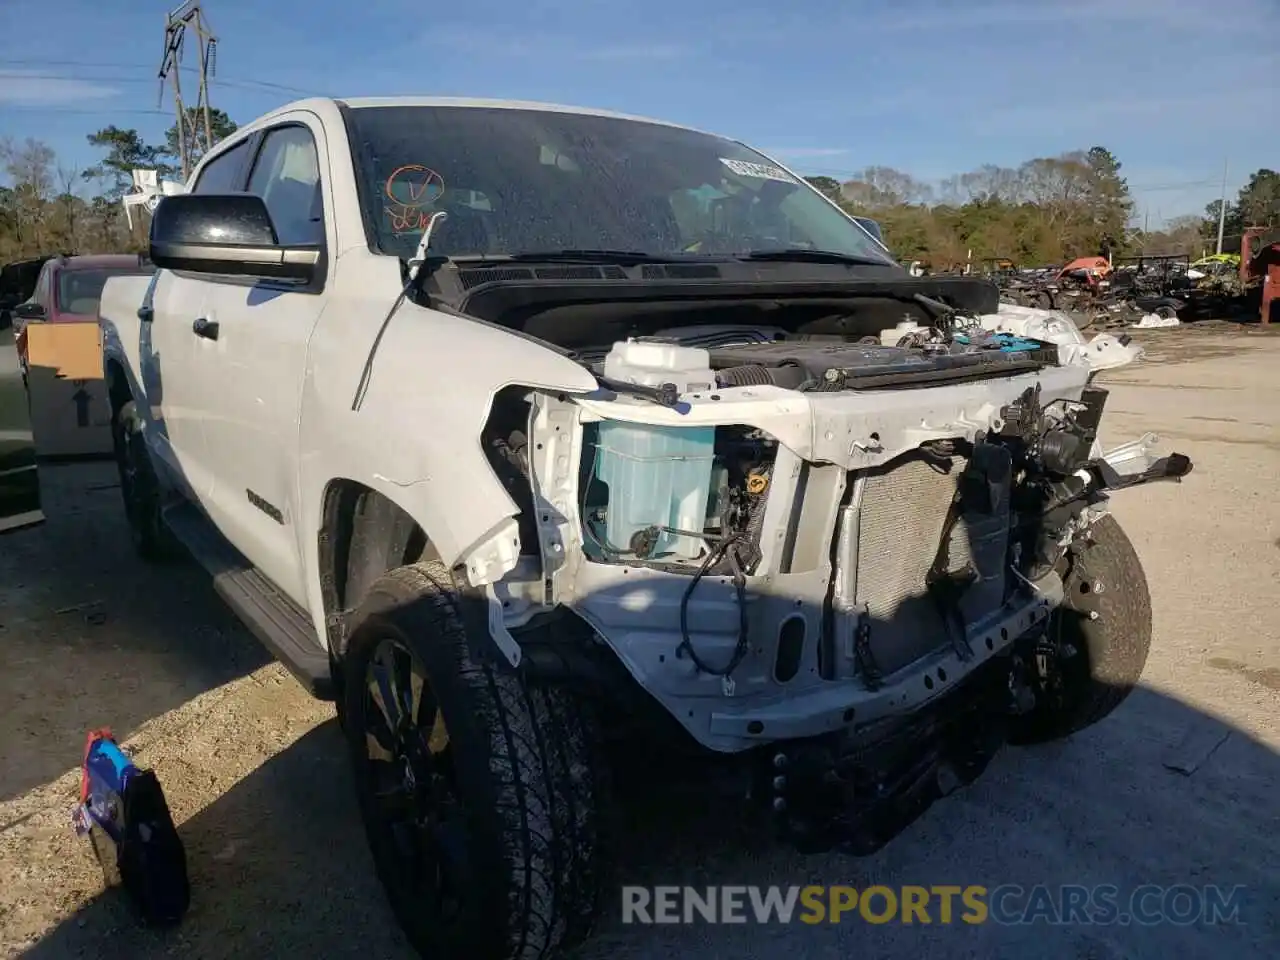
[[577, 308, 1060, 400], [570, 317, 1061, 572], [574, 381, 1118, 575]]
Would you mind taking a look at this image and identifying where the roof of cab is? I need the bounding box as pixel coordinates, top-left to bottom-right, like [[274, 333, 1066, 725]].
[[238, 95, 718, 139]]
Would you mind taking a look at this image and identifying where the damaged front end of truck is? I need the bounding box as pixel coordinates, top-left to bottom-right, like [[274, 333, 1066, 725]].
[[450, 270, 1191, 855]]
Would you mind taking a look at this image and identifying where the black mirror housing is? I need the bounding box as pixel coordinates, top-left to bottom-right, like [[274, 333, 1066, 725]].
[[14, 302, 46, 320], [853, 216, 884, 245], [149, 192, 320, 283]]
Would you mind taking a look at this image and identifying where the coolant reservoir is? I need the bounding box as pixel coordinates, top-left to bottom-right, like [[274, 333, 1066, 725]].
[[594, 421, 715, 560], [880, 319, 927, 346], [602, 338, 716, 394]]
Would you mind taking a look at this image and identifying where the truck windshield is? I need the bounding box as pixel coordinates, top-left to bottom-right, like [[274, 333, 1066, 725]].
[[342, 104, 893, 265]]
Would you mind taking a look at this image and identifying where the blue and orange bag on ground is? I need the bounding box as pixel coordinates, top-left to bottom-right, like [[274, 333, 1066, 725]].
[[71, 728, 190, 926]]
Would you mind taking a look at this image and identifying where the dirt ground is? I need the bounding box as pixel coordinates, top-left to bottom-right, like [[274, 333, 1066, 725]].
[[2, 322, 1278, 959]]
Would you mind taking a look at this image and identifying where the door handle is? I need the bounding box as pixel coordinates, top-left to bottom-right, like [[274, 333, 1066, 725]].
[[137, 305, 153, 323], [193, 317, 220, 341]]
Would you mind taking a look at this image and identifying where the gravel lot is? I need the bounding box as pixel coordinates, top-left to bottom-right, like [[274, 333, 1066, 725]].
[[2, 322, 1278, 959]]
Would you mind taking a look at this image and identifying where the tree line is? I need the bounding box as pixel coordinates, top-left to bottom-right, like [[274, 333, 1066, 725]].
[[3, 115, 1277, 270], [806, 151, 1280, 268], [0, 108, 237, 263]]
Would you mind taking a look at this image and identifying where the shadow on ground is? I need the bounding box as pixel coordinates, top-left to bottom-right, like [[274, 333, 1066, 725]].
[[11, 413, 1280, 959], [20, 679, 1280, 959], [0, 461, 269, 803]]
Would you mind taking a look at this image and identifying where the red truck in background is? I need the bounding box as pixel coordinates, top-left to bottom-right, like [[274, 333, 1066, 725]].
[[11, 254, 155, 382], [1241, 227, 1280, 324]]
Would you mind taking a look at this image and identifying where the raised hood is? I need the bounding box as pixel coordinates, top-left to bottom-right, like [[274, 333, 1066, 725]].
[[429, 262, 1000, 352]]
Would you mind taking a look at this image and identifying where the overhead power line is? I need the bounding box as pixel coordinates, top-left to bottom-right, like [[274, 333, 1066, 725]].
[[1129, 179, 1219, 192], [0, 64, 324, 99], [0, 106, 172, 115]]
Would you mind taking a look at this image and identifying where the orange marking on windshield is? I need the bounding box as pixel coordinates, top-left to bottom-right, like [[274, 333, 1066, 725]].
[[384, 164, 445, 233]]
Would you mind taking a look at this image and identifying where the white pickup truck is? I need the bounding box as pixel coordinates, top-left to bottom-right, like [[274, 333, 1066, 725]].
[[99, 96, 1190, 960]]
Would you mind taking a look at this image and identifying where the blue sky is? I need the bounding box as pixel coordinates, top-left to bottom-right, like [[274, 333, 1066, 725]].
[[2, 0, 1276, 227]]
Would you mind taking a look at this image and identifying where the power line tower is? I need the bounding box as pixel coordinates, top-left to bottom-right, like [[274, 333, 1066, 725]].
[[157, 0, 218, 183]]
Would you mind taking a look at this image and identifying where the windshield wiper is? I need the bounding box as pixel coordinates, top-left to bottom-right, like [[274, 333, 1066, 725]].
[[460, 249, 701, 265], [738, 248, 891, 266]]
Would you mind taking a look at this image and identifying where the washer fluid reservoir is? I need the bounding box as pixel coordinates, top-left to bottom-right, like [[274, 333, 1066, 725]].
[[594, 340, 716, 559]]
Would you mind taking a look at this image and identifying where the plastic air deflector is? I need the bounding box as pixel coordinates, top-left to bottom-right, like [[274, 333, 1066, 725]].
[[162, 502, 334, 699]]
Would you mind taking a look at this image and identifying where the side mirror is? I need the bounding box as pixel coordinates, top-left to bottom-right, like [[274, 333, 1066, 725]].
[[14, 302, 46, 320], [852, 215, 885, 245], [149, 192, 320, 283]]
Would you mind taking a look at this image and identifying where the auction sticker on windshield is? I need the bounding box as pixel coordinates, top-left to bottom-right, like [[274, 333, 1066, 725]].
[[720, 158, 798, 183]]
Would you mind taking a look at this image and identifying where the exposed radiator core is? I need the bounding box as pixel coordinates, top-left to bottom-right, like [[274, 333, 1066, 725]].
[[852, 448, 1010, 676]]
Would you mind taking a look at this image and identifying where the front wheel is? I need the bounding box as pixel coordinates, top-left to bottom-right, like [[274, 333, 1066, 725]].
[[343, 562, 612, 960], [1009, 515, 1153, 744]]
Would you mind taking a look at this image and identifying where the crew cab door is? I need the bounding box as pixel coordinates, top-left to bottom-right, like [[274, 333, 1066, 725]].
[[142, 270, 209, 496], [189, 117, 329, 605], [141, 138, 256, 500]]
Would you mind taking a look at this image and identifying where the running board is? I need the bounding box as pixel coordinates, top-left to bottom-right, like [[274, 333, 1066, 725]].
[[163, 502, 335, 700]]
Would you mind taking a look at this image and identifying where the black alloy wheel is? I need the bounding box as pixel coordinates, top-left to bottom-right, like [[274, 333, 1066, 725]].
[[357, 636, 468, 932]]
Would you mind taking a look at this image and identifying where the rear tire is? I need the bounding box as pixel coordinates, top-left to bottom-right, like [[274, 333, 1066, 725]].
[[111, 401, 174, 561], [343, 561, 611, 960], [1009, 515, 1152, 744]]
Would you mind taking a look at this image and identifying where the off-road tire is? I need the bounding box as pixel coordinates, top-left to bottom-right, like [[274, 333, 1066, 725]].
[[111, 401, 174, 561], [1155, 304, 1179, 321], [343, 561, 612, 960], [1009, 514, 1152, 744]]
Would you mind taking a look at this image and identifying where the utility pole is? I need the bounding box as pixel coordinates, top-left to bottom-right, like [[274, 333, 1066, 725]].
[[157, 1, 218, 183], [1215, 158, 1229, 255]]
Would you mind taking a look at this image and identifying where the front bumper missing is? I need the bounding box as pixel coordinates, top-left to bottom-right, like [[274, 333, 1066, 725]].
[[524, 381, 1188, 757], [767, 649, 1019, 855], [708, 577, 1063, 742]]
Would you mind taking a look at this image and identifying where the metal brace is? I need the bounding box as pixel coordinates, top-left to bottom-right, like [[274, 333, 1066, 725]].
[[853, 614, 883, 690], [484, 585, 523, 667]]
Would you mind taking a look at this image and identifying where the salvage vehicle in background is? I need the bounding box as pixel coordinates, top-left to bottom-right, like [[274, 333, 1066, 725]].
[[0, 284, 41, 533], [11, 254, 154, 385], [99, 96, 1191, 960], [1, 254, 63, 533], [1098, 268, 1186, 324]]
